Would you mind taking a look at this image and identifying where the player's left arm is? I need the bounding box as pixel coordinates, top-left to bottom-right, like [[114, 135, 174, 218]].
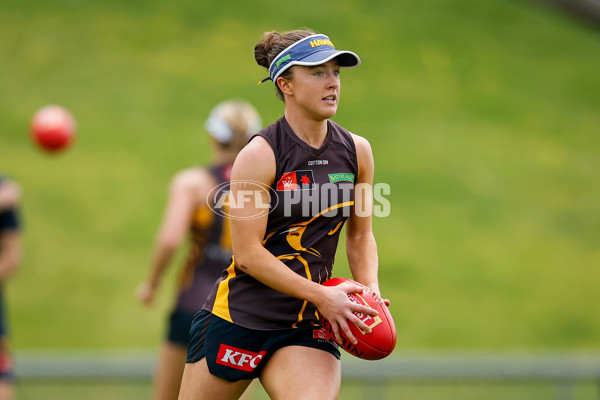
[[346, 134, 389, 306]]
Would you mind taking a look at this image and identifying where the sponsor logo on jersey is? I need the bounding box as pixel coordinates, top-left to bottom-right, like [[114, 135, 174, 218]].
[[328, 173, 355, 183], [276, 170, 315, 191], [308, 159, 329, 166], [216, 344, 267, 372]]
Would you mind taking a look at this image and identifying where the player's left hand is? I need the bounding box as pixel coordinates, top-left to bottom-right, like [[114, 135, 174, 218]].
[[363, 285, 390, 307]]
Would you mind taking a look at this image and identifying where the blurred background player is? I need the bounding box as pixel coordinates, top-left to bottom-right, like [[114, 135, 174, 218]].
[[137, 100, 261, 400], [0, 175, 22, 400]]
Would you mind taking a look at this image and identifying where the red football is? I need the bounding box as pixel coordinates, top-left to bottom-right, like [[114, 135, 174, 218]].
[[30, 105, 76, 152], [319, 277, 396, 360]]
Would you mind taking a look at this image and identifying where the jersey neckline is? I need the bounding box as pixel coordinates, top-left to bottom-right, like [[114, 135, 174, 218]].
[[281, 117, 332, 156]]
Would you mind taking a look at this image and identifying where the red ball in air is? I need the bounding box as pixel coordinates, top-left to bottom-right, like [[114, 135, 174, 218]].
[[30, 105, 76, 153]]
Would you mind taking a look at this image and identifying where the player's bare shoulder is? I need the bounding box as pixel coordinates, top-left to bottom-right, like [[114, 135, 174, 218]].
[[170, 167, 216, 206], [349, 132, 373, 156]]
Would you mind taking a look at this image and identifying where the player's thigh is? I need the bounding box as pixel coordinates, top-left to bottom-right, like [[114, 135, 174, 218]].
[[158, 341, 187, 376], [178, 358, 252, 400], [260, 345, 341, 400], [155, 341, 187, 400]]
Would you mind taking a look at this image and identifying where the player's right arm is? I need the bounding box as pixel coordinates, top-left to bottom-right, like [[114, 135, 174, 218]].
[[229, 137, 377, 344]]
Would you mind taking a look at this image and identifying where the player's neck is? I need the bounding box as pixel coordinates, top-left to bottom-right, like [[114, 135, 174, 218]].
[[284, 109, 328, 149]]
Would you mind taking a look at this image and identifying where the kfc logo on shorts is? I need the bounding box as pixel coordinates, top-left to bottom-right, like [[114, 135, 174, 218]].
[[216, 344, 267, 372]]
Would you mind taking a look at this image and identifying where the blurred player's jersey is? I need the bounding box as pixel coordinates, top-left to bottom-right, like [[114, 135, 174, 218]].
[[204, 117, 358, 330], [0, 176, 20, 234], [174, 164, 233, 314]]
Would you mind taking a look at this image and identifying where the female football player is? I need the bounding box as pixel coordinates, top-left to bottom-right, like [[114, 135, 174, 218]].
[[179, 29, 387, 400], [137, 100, 261, 400]]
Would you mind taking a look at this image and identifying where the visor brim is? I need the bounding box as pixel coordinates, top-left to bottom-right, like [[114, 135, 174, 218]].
[[295, 49, 361, 68]]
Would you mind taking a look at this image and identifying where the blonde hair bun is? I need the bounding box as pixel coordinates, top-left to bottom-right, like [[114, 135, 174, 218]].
[[205, 100, 262, 150]]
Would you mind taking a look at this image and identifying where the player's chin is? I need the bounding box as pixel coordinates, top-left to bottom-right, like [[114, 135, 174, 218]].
[[319, 105, 338, 119]]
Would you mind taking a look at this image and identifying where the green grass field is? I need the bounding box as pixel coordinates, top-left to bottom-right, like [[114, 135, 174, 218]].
[[12, 381, 598, 400], [13, 379, 600, 400], [1, 0, 599, 357]]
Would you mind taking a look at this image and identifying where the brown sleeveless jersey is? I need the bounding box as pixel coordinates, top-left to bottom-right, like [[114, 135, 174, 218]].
[[175, 164, 233, 314], [203, 117, 358, 330]]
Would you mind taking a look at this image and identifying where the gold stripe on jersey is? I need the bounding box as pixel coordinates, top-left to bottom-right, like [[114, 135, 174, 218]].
[[178, 204, 213, 290], [311, 201, 354, 222], [292, 255, 310, 328], [328, 221, 344, 236], [193, 204, 214, 229], [262, 230, 277, 245], [294, 300, 308, 329], [211, 258, 237, 323], [178, 240, 202, 290]]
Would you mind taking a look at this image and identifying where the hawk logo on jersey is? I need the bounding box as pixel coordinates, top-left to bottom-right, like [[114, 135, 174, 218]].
[[276, 170, 315, 191], [216, 344, 267, 372]]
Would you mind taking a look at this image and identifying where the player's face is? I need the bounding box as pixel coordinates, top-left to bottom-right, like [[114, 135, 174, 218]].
[[288, 59, 341, 120]]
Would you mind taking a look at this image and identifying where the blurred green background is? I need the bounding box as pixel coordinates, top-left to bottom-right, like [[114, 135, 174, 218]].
[[1, 0, 599, 356]]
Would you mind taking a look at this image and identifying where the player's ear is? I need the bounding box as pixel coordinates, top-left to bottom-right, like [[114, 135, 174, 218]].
[[277, 77, 293, 96]]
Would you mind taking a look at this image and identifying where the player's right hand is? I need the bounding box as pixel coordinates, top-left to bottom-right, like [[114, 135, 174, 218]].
[[315, 283, 378, 345], [136, 282, 156, 307]]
